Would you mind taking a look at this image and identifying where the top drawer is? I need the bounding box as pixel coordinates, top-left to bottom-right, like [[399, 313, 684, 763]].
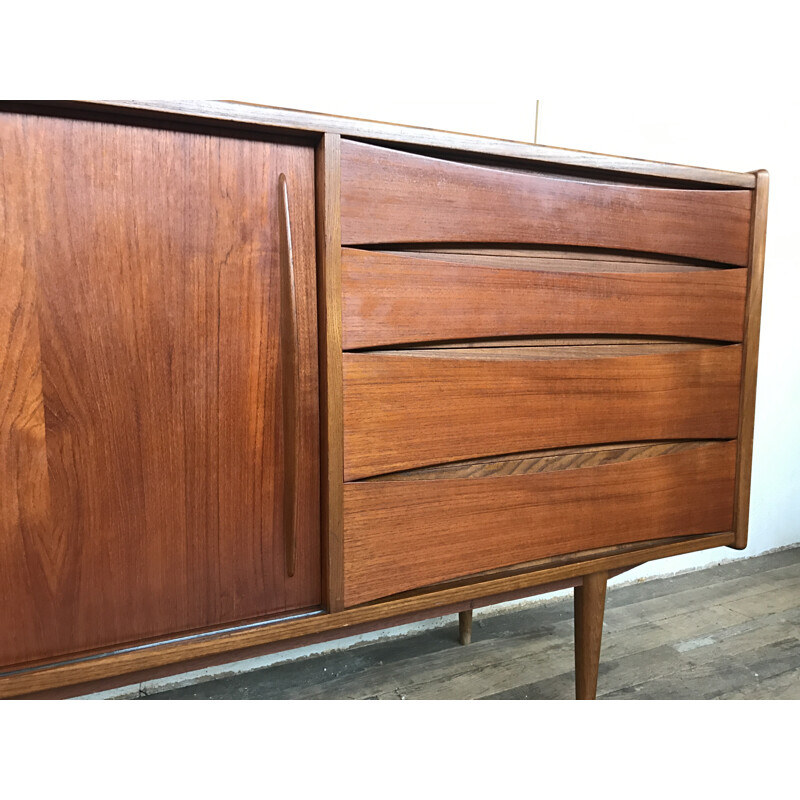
[[340, 140, 753, 266]]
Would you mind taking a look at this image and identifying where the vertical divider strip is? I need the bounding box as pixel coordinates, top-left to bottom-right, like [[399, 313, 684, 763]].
[[316, 133, 345, 609]]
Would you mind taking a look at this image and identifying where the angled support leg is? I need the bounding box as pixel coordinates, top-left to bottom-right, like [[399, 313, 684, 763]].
[[574, 571, 608, 700], [458, 610, 473, 646]]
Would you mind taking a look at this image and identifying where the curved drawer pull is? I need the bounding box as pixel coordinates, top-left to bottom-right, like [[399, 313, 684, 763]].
[[279, 172, 300, 578]]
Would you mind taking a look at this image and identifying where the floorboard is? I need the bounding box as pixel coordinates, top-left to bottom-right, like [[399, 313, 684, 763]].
[[143, 547, 800, 700]]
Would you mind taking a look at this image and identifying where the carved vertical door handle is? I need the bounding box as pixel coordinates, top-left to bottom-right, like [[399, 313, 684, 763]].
[[279, 172, 300, 578]]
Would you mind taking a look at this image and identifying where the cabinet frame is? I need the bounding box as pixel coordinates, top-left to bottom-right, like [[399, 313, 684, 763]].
[[0, 100, 767, 699]]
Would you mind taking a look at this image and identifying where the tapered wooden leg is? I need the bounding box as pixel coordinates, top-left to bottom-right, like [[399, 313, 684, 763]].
[[574, 571, 608, 700], [458, 610, 473, 645]]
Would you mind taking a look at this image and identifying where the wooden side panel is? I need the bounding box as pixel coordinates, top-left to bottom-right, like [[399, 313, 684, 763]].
[[341, 248, 748, 348], [343, 346, 742, 480], [0, 113, 321, 668], [343, 441, 737, 605], [733, 170, 769, 548], [340, 140, 753, 266]]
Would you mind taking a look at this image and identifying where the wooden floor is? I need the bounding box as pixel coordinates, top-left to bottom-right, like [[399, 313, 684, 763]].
[[145, 547, 800, 700]]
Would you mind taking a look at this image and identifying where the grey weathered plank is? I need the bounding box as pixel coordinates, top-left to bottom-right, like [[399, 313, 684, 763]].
[[144, 547, 800, 700], [603, 563, 800, 629], [718, 665, 800, 700]]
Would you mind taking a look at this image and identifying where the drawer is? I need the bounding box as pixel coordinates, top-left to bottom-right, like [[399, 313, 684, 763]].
[[341, 248, 748, 349], [338, 139, 753, 609], [340, 140, 753, 265], [343, 440, 737, 605], [342, 345, 742, 481]]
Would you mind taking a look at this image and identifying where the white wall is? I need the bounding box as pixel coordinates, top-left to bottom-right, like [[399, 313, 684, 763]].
[[255, 99, 542, 148], [89, 99, 800, 697]]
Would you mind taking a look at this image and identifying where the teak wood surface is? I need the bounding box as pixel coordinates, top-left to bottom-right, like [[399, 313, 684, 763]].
[[339, 140, 753, 265], [341, 248, 747, 349], [315, 133, 345, 611], [0, 101, 767, 699], [0, 112, 322, 668], [574, 571, 608, 700], [342, 441, 736, 605], [343, 345, 742, 480], [734, 170, 770, 549]]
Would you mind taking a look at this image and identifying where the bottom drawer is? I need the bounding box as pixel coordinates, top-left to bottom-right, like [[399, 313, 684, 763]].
[[342, 440, 737, 606]]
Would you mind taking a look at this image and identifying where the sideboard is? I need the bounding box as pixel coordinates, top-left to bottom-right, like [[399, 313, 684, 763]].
[[0, 101, 768, 698]]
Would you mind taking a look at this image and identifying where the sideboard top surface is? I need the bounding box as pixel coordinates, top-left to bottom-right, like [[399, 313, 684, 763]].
[[3, 99, 757, 189]]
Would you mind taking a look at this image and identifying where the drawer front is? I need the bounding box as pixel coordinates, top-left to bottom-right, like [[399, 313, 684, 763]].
[[343, 441, 737, 605], [341, 248, 748, 349], [340, 140, 752, 265], [338, 140, 753, 608], [343, 345, 742, 481]]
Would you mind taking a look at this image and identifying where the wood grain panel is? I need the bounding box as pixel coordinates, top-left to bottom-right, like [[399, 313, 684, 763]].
[[0, 112, 321, 668], [343, 345, 742, 480], [342, 248, 747, 348], [315, 133, 345, 611], [734, 170, 769, 548], [340, 141, 753, 265], [343, 441, 737, 605], [0, 128, 55, 666]]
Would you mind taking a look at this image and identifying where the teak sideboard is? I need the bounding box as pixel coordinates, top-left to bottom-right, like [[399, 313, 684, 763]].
[[0, 101, 768, 699]]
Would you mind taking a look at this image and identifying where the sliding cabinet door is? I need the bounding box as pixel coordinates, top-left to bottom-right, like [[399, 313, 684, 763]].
[[0, 113, 320, 667]]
